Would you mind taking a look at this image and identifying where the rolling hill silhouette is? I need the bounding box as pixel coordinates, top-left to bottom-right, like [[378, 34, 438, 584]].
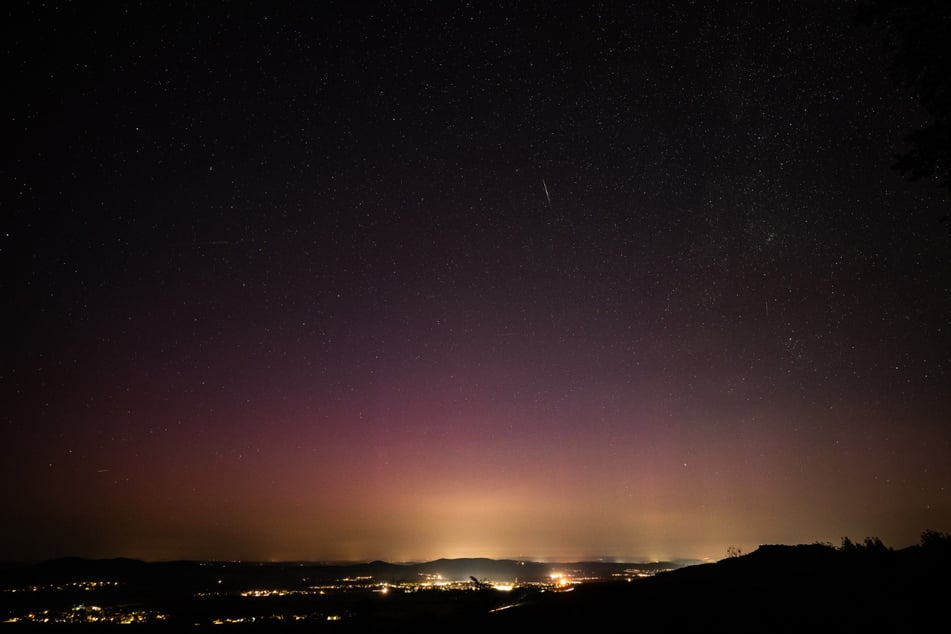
[[489, 533, 951, 632], [1, 532, 948, 632]]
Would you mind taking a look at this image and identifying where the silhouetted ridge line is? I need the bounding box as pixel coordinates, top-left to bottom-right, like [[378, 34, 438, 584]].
[[490, 533, 951, 632], [3, 534, 949, 632]]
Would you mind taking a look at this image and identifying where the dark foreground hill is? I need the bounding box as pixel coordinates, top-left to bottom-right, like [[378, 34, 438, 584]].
[[490, 534, 951, 633], [1, 533, 949, 632]]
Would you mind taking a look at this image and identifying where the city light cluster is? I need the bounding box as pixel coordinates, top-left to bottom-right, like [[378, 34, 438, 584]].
[[4, 604, 168, 625]]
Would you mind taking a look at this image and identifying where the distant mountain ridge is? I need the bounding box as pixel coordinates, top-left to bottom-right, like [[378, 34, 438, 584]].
[[0, 554, 687, 587], [4, 535, 948, 632]]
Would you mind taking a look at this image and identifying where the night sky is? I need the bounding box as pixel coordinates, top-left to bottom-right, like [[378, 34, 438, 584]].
[[4, 1, 950, 564]]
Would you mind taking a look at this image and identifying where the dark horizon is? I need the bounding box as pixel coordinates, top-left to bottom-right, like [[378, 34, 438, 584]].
[[3, 534, 949, 631], [0, 553, 703, 567], [2, 528, 943, 567]]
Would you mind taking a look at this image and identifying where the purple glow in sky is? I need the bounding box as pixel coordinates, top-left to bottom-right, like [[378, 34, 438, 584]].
[[4, 1, 950, 563]]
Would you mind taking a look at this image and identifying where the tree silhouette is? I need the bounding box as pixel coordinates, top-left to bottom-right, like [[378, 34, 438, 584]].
[[920, 529, 951, 552]]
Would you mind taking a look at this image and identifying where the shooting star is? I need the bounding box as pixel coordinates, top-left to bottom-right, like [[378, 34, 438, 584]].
[[542, 178, 552, 209]]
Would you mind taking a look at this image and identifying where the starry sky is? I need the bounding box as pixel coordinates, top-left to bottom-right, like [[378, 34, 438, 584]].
[[4, 1, 950, 564]]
